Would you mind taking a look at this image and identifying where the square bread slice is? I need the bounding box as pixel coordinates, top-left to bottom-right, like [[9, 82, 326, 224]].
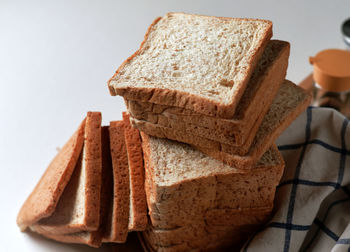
[[140, 133, 284, 229], [126, 39, 290, 146], [122, 112, 148, 231], [130, 80, 312, 168], [103, 121, 130, 243], [17, 116, 86, 231], [109, 12, 273, 118], [31, 112, 102, 234]]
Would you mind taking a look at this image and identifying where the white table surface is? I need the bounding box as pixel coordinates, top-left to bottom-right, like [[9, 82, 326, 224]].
[[1, 0, 349, 251]]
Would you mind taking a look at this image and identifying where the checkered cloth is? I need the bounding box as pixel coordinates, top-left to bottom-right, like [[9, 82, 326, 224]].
[[242, 107, 350, 252]]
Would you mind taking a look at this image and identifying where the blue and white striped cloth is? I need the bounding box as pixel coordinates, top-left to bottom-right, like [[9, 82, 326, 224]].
[[242, 107, 350, 252]]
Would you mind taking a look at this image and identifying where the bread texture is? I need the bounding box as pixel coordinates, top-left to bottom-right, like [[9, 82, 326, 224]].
[[140, 133, 284, 229], [17, 117, 85, 231], [109, 12, 273, 118], [126, 40, 290, 145], [103, 121, 130, 243], [122, 112, 148, 231], [32, 112, 103, 234], [130, 80, 311, 167]]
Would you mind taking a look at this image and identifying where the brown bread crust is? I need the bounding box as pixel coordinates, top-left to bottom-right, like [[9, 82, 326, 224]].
[[122, 112, 148, 231], [104, 121, 130, 243]]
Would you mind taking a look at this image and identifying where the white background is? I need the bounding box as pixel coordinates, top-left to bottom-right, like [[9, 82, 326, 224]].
[[1, 0, 349, 251]]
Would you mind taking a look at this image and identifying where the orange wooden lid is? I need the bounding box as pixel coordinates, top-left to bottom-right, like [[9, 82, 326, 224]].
[[309, 49, 350, 92]]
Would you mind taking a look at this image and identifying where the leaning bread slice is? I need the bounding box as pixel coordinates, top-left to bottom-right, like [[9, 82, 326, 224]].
[[131, 80, 311, 167], [31, 126, 114, 248], [126, 39, 290, 146], [103, 121, 130, 243], [17, 117, 85, 232], [31, 112, 102, 234], [122, 112, 147, 231], [141, 133, 284, 229], [109, 12, 273, 118]]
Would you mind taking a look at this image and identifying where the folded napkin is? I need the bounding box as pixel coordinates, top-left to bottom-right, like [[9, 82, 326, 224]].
[[242, 107, 350, 252]]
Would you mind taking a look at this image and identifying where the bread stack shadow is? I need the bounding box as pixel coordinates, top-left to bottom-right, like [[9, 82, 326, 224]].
[[17, 12, 312, 252], [108, 13, 311, 251]]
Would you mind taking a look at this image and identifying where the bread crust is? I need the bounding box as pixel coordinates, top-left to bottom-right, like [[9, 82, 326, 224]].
[[122, 112, 148, 231], [103, 121, 130, 243], [16, 117, 86, 231], [108, 13, 273, 118]]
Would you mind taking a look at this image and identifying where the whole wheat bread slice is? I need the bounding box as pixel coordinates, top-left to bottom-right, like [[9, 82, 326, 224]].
[[122, 112, 148, 231], [141, 133, 284, 229], [31, 112, 103, 234], [109, 12, 273, 118], [126, 39, 290, 146], [17, 117, 86, 232], [29, 127, 113, 248], [130, 80, 311, 167], [103, 121, 130, 243]]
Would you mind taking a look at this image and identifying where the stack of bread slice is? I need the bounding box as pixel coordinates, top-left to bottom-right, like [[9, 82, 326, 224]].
[[108, 12, 312, 251], [17, 112, 148, 248]]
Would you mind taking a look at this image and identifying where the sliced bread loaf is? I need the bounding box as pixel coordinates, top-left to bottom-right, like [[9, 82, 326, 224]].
[[141, 133, 284, 229], [130, 80, 311, 167], [126, 39, 290, 145], [103, 121, 130, 243], [16, 117, 85, 231], [122, 112, 148, 231], [31, 112, 103, 234], [109, 12, 273, 118]]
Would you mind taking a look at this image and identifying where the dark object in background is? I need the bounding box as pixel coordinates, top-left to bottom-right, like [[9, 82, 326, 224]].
[[342, 18, 350, 48]]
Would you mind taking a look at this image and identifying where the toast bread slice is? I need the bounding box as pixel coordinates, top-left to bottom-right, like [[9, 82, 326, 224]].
[[109, 12, 273, 118], [122, 112, 148, 231], [141, 133, 284, 229], [103, 121, 130, 243], [17, 117, 85, 231], [32, 112, 103, 234]]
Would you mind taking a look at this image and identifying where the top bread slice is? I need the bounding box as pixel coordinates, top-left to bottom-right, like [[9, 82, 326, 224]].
[[122, 112, 148, 231], [109, 12, 273, 118], [103, 120, 130, 243], [126, 39, 290, 145], [16, 117, 86, 232], [31, 112, 103, 235]]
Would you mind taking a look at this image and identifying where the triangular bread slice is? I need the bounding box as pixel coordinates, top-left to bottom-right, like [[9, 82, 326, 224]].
[[122, 112, 148, 231], [17, 117, 85, 231], [31, 112, 103, 234], [126, 39, 290, 146], [109, 12, 273, 118], [30, 125, 113, 248], [129, 80, 312, 168], [103, 121, 130, 243]]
